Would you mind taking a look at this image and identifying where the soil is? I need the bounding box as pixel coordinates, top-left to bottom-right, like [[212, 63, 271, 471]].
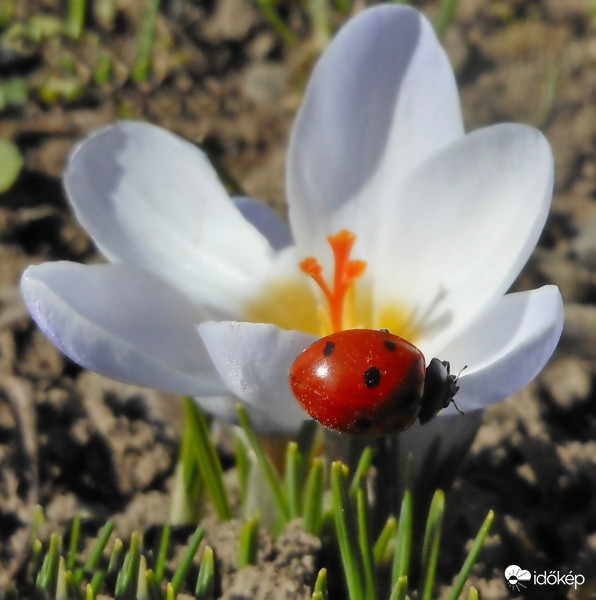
[[1, 0, 596, 598]]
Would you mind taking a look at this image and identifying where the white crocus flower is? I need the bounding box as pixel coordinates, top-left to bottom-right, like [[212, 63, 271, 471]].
[[21, 5, 563, 445]]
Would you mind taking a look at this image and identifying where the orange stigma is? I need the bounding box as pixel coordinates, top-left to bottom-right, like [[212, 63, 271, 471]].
[[299, 230, 367, 332]]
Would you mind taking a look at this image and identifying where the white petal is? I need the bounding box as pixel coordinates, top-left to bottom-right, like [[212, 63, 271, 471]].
[[198, 321, 317, 433], [65, 121, 273, 314], [234, 196, 293, 251], [287, 4, 463, 255], [21, 262, 226, 395], [375, 124, 554, 354], [441, 285, 564, 412]]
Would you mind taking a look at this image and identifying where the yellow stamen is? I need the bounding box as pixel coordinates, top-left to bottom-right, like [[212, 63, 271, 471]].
[[299, 229, 367, 332], [244, 230, 418, 341]]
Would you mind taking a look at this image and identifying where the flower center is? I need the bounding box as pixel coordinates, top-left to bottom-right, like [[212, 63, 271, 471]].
[[244, 230, 420, 342], [299, 229, 367, 333]]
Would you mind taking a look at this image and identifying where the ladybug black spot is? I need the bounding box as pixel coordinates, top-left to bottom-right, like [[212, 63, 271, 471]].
[[323, 341, 335, 357], [384, 339, 397, 352], [364, 366, 382, 388]]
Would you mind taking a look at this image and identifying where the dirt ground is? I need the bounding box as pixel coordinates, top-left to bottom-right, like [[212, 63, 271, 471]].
[[1, 0, 596, 598]]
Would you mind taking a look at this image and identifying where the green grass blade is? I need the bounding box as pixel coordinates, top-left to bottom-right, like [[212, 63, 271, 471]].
[[0, 0, 17, 25], [389, 575, 408, 600], [306, 0, 331, 47], [435, 0, 460, 40], [67, 516, 82, 571], [66, 0, 85, 39], [94, 52, 113, 85], [392, 490, 413, 586], [238, 514, 261, 568], [237, 404, 291, 524], [170, 460, 201, 525], [108, 538, 124, 574], [89, 570, 106, 598], [331, 461, 364, 600], [446, 510, 495, 600], [184, 397, 232, 521], [303, 457, 325, 535], [373, 515, 397, 567], [75, 520, 115, 583], [115, 531, 142, 600], [165, 582, 175, 600], [467, 587, 480, 600], [36, 532, 61, 595], [136, 555, 148, 600], [132, 0, 160, 82], [234, 430, 252, 508], [285, 441, 303, 519], [55, 556, 67, 600], [31, 505, 45, 544], [420, 490, 445, 600], [334, 0, 351, 14], [348, 447, 373, 497], [169, 399, 204, 525], [356, 487, 376, 600], [195, 546, 215, 600], [180, 404, 197, 491], [313, 567, 328, 600], [0, 138, 24, 190], [170, 525, 205, 596], [153, 524, 170, 582]]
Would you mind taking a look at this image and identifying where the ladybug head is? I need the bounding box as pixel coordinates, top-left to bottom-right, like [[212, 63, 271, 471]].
[[418, 358, 463, 425]]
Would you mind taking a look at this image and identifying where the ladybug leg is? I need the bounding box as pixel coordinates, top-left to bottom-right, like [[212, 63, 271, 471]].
[[418, 358, 462, 425], [447, 363, 467, 417]]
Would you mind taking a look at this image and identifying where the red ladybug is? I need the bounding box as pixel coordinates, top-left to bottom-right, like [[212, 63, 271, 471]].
[[289, 329, 461, 435]]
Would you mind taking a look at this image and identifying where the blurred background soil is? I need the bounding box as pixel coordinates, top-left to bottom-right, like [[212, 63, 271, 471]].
[[1, 0, 596, 598]]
